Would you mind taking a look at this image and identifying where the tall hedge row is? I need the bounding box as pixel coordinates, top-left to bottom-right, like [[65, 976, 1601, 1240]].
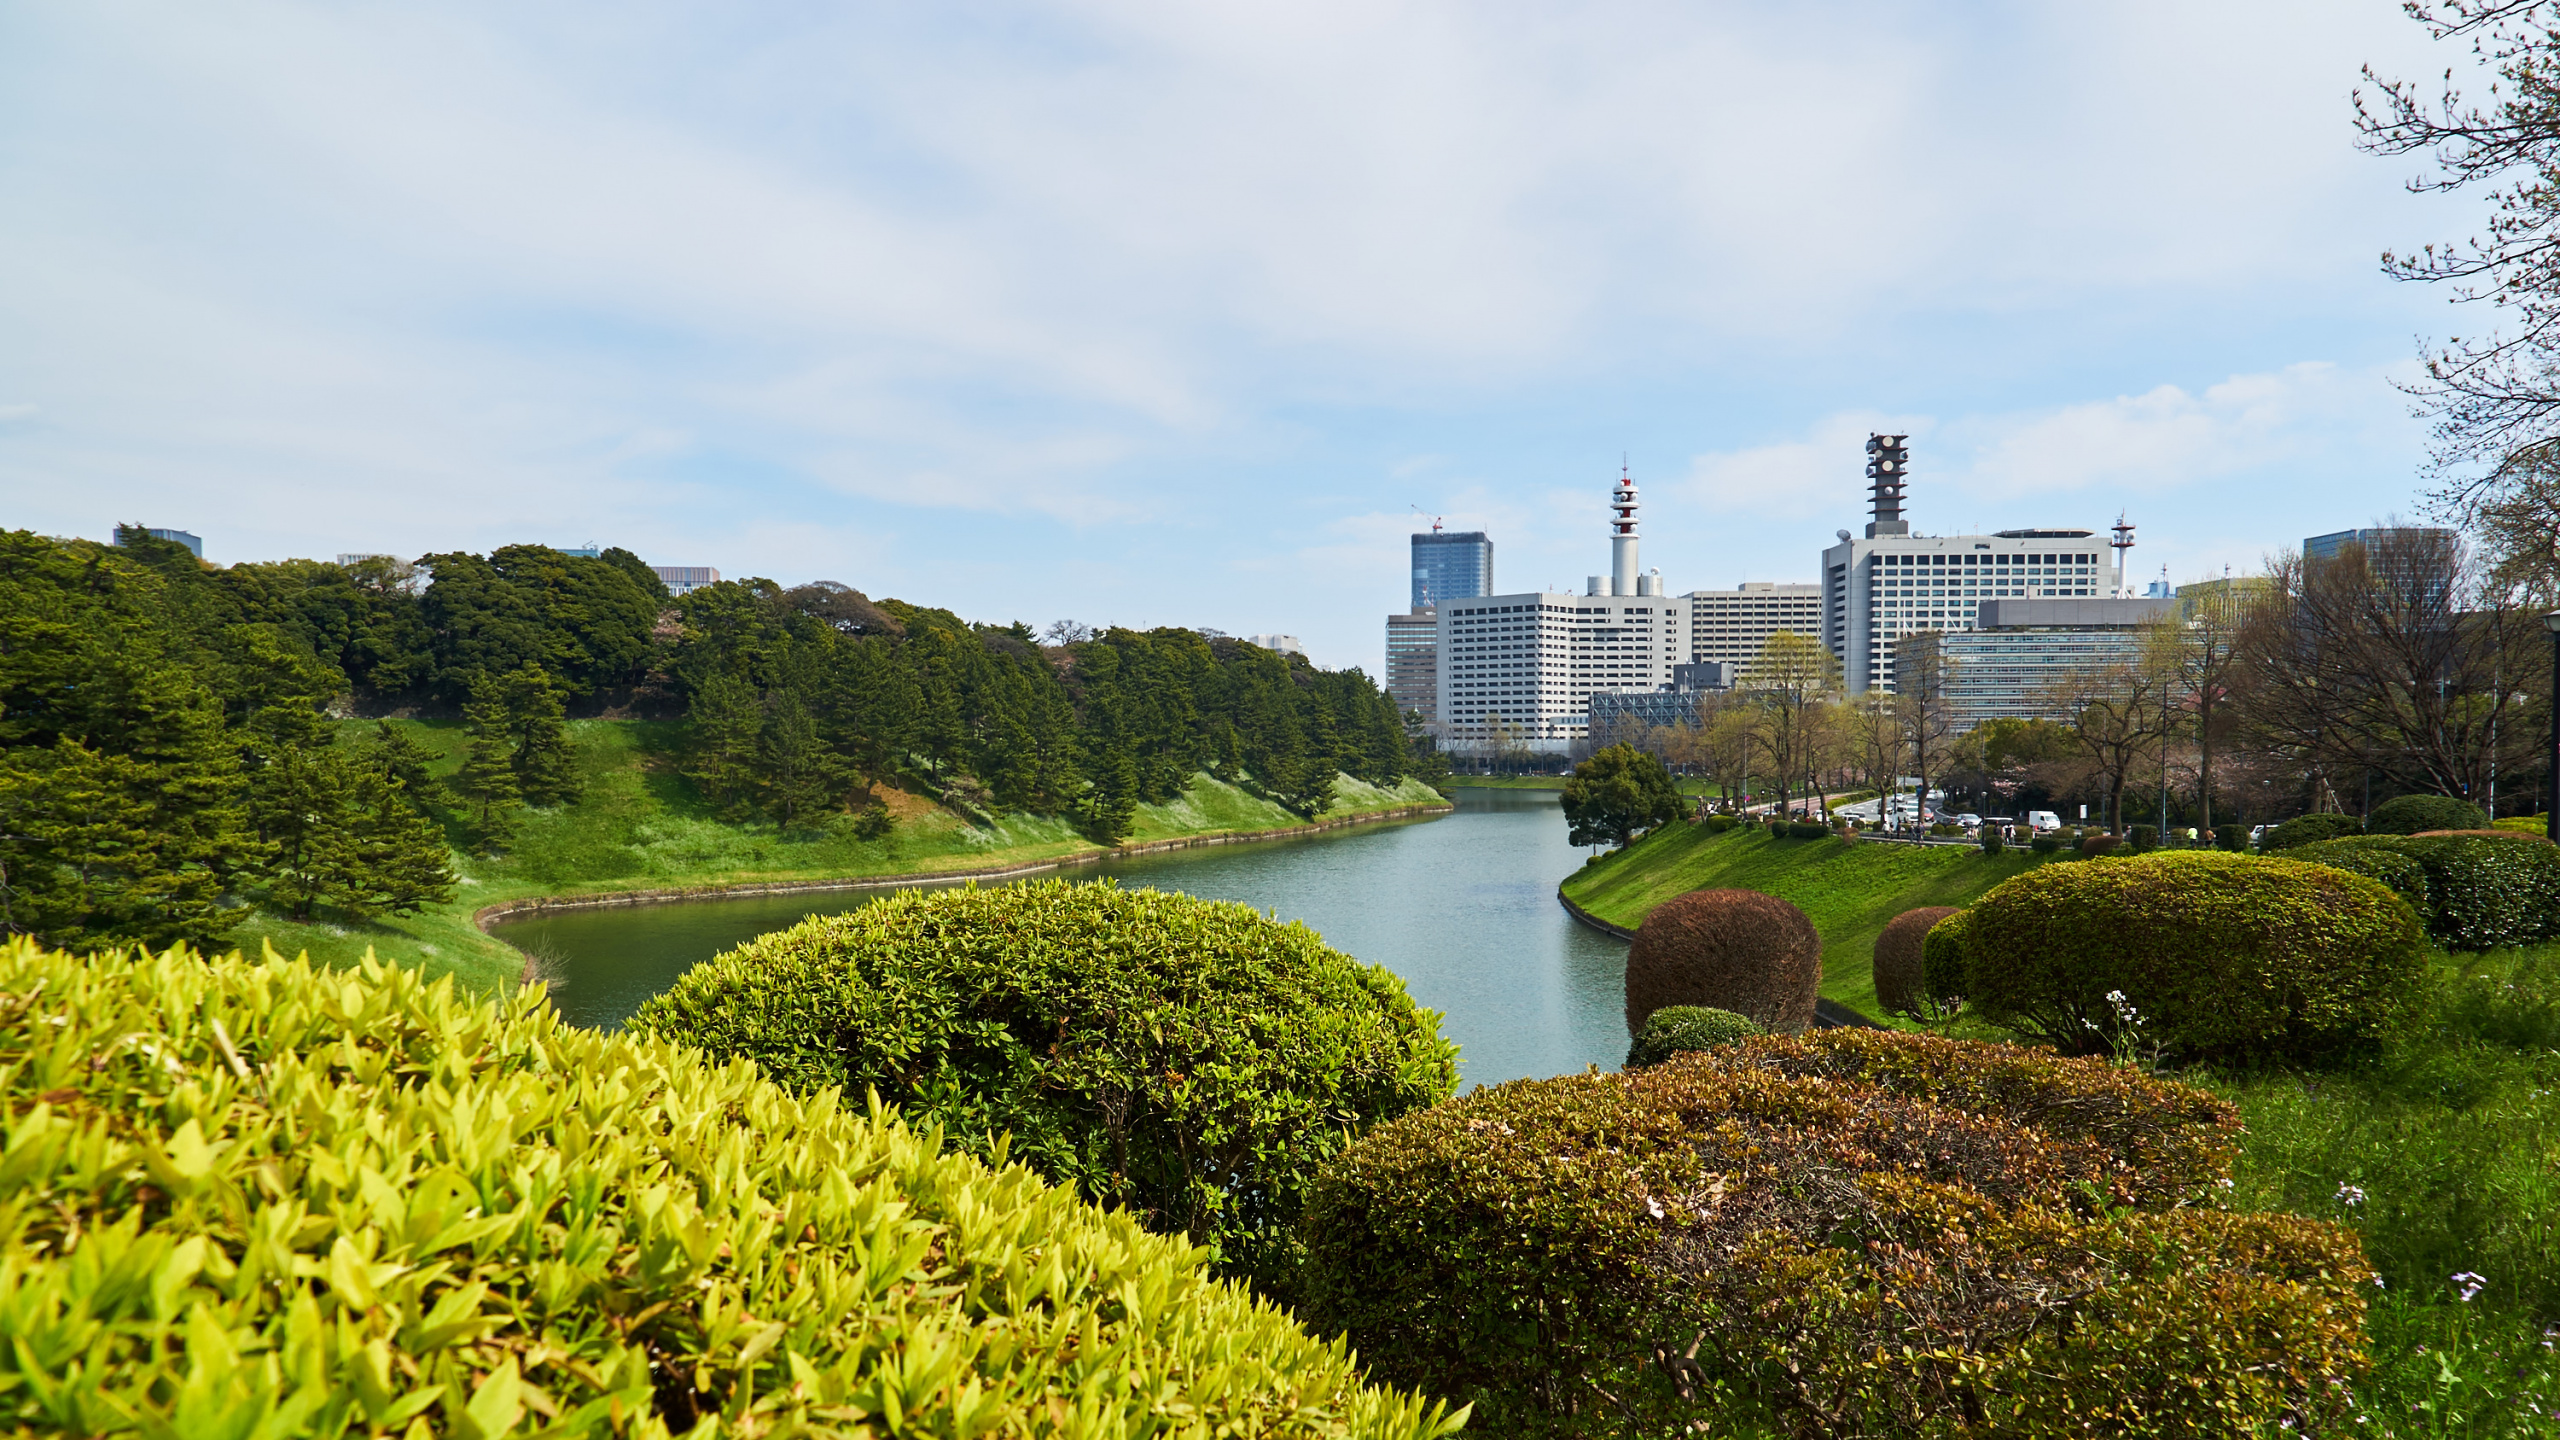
[[629, 880, 1460, 1295], [2291, 834, 2560, 950], [0, 940, 1463, 1438]]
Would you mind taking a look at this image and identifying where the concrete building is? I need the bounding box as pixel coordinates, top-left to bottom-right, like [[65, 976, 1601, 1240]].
[[1384, 608, 1438, 721], [1436, 469, 1689, 754], [1411, 530, 1494, 609], [118, 528, 202, 557], [1245, 633, 1304, 656], [1821, 436, 2117, 694], [1589, 666, 1732, 739], [1687, 582, 1822, 681], [1938, 596, 2174, 731], [2304, 527, 2455, 564], [2174, 574, 2273, 617], [652, 565, 722, 595]]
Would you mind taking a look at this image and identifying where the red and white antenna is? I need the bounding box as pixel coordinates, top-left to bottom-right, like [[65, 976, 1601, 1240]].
[[2110, 513, 2136, 596]]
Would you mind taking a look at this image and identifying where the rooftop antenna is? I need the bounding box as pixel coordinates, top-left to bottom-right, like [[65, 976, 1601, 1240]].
[[2110, 513, 2136, 597]]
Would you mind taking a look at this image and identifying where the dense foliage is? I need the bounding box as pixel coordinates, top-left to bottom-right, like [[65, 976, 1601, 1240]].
[[0, 938, 1463, 1439], [1558, 743, 1680, 849], [628, 880, 1458, 1295], [2292, 833, 2560, 950], [2365, 793, 2491, 836], [1622, 888, 1820, 1036], [2263, 811, 2365, 850], [1871, 904, 1959, 1021], [1621, 1005, 1760, 1068], [1940, 853, 2427, 1060], [1303, 1029, 2367, 1438]]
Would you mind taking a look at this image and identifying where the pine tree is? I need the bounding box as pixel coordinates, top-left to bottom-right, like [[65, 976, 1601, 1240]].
[[0, 739, 246, 950], [252, 744, 353, 920], [309, 766, 457, 918], [1080, 744, 1140, 845], [756, 687, 840, 829], [686, 668, 764, 814], [495, 665, 580, 806], [366, 720, 446, 805], [458, 679, 523, 848]]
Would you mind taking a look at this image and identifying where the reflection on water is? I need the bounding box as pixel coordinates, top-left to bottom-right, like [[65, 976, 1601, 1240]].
[[491, 787, 1630, 1086]]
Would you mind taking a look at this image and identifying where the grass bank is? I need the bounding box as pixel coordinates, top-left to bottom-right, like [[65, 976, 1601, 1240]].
[[228, 718, 1447, 995], [1559, 822, 2049, 1017]]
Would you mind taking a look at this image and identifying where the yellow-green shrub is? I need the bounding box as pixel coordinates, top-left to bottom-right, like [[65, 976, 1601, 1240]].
[[1301, 1029, 2366, 1439], [629, 880, 1459, 1295], [2293, 833, 2560, 950], [0, 939, 1464, 1439]]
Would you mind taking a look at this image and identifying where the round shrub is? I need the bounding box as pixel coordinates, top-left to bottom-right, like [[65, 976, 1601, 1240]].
[[1979, 824, 2005, 854], [2213, 822, 2249, 851], [2030, 832, 2061, 854], [1303, 1029, 2364, 1439], [1786, 818, 1825, 839], [2126, 822, 2157, 852], [1703, 812, 1737, 833], [1872, 904, 1960, 1020], [2294, 833, 2560, 950], [1923, 909, 1971, 1006], [0, 940, 1460, 1439], [1623, 888, 1821, 1036], [2262, 812, 2362, 850], [1950, 852, 2426, 1059], [629, 879, 1457, 1294], [2081, 832, 2122, 858], [1624, 1004, 1761, 1067], [2368, 792, 2490, 835]]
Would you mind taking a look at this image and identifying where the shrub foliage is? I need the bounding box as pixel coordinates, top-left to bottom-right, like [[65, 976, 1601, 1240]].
[[2294, 834, 2560, 950], [1872, 905, 1960, 1020], [1623, 1005, 1761, 1068], [1947, 852, 2427, 1059], [1622, 888, 1821, 1036], [2366, 793, 2490, 835], [629, 879, 1458, 1292], [1303, 1029, 2368, 1438], [0, 939, 1462, 1438], [2263, 812, 2364, 851]]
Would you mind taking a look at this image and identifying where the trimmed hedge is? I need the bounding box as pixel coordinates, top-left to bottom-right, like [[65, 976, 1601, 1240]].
[[1703, 813, 1738, 833], [2367, 793, 2490, 835], [0, 940, 1462, 1439], [1923, 911, 1970, 1007], [2081, 833, 2122, 858], [2262, 812, 2362, 851], [1622, 889, 1821, 1035], [1303, 1029, 2367, 1438], [2127, 823, 2157, 853], [1944, 852, 2426, 1059], [1872, 904, 1960, 1020], [629, 880, 1457, 1294], [2292, 833, 2560, 950], [1623, 1005, 1761, 1067]]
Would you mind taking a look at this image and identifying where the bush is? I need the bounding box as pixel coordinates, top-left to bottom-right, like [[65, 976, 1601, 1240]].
[[2081, 832, 2122, 858], [1980, 824, 2005, 855], [2293, 834, 2560, 950], [2369, 793, 2491, 835], [1923, 909, 1971, 1006], [2031, 832, 2061, 854], [2262, 812, 2363, 850], [1930, 821, 1963, 836], [1623, 888, 1821, 1035], [1786, 819, 1827, 840], [1873, 905, 1960, 1019], [1303, 1029, 2364, 1439], [2126, 822, 2157, 852], [1949, 852, 2427, 1060], [2214, 822, 2249, 851], [1703, 812, 1737, 833], [1623, 1005, 1761, 1067], [0, 940, 1461, 1440], [630, 880, 1457, 1294]]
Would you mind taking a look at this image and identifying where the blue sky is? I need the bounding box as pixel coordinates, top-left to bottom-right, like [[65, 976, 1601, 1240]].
[[0, 1, 2494, 672]]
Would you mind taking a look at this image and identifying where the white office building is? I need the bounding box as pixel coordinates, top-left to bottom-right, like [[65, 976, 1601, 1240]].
[[1436, 469, 1690, 754], [1821, 437, 2124, 694], [1689, 582, 1823, 680]]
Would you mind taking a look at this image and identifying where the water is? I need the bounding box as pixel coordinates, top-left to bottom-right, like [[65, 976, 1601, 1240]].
[[490, 787, 1632, 1086]]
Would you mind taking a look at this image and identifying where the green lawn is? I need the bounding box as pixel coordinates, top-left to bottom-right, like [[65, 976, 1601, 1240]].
[[225, 718, 1447, 997], [1560, 822, 2051, 1017]]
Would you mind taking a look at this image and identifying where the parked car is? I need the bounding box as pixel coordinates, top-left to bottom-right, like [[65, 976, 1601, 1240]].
[[2026, 810, 2062, 833], [1954, 813, 1983, 828]]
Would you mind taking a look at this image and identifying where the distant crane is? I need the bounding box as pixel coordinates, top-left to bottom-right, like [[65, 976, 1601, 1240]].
[[1409, 505, 1444, 534]]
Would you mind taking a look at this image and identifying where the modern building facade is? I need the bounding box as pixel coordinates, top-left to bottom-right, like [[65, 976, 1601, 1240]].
[[1411, 530, 1494, 609], [1937, 597, 2174, 732], [1590, 687, 1716, 739], [1688, 582, 1822, 681], [652, 565, 722, 595], [1385, 608, 1438, 721], [2303, 527, 2455, 564], [1435, 471, 1688, 753], [119, 527, 202, 557], [1821, 438, 2117, 695], [1245, 633, 1304, 656]]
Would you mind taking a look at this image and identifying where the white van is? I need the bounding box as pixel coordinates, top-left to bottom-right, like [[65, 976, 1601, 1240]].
[[2026, 810, 2062, 833]]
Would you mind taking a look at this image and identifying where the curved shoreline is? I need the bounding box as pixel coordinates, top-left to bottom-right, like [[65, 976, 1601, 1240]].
[[474, 800, 1454, 932], [1555, 883, 1882, 1030]]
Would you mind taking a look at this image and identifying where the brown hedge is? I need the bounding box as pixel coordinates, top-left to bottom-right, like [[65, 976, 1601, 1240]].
[[1302, 1029, 2366, 1438], [1624, 888, 1820, 1036], [1871, 905, 1958, 1020]]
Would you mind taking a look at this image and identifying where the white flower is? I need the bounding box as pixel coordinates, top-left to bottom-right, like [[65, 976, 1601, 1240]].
[[2453, 1271, 2487, 1303], [2335, 1184, 2367, 1207]]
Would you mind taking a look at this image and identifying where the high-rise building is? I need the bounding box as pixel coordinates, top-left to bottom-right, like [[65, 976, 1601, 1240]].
[[1436, 470, 1689, 753], [1411, 530, 1494, 609], [1687, 583, 1823, 680], [1385, 608, 1439, 721], [1937, 597, 2174, 731], [653, 565, 722, 595], [1245, 633, 1304, 656], [1822, 436, 2116, 694], [116, 527, 202, 557], [2303, 527, 2455, 564]]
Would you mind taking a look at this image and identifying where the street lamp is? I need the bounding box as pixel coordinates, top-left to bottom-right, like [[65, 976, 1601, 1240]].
[[2546, 613, 2560, 842]]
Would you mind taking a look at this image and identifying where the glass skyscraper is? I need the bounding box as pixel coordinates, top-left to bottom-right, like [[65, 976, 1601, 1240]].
[[1412, 531, 1494, 609]]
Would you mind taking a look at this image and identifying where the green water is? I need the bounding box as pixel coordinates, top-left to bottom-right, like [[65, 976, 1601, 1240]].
[[489, 787, 1631, 1086]]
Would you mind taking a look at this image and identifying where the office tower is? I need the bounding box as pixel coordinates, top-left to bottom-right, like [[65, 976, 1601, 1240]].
[[1411, 529, 1494, 609]]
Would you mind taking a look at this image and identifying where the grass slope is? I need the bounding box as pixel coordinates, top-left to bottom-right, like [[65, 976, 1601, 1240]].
[[1560, 822, 2050, 1017], [229, 718, 1445, 997]]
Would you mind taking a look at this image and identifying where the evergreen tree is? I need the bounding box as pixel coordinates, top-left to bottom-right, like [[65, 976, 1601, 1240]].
[[253, 745, 353, 920], [1562, 744, 1684, 849], [0, 739, 246, 950], [686, 669, 765, 815], [756, 687, 840, 829], [457, 680, 523, 848], [493, 665, 581, 806], [309, 765, 457, 918], [365, 720, 446, 805], [1080, 745, 1140, 845]]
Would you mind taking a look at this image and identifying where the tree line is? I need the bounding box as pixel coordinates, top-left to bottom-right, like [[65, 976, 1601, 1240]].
[[0, 528, 1427, 952]]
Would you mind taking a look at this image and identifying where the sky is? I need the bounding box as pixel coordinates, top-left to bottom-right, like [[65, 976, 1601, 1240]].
[[0, 1, 2502, 672]]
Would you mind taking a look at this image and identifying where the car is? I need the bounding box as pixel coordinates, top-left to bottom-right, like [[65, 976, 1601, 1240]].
[[1954, 813, 1983, 828]]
